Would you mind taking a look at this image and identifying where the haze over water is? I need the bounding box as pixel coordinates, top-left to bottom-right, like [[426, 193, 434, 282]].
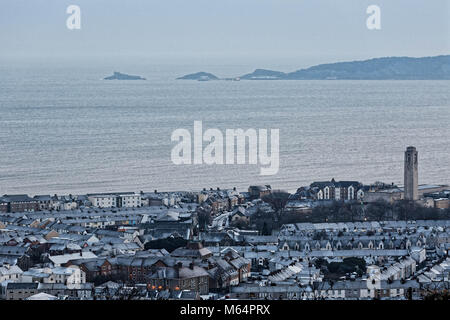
[[0, 60, 449, 195]]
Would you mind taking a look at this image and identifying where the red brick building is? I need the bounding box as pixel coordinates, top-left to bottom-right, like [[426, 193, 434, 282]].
[[0, 195, 39, 213]]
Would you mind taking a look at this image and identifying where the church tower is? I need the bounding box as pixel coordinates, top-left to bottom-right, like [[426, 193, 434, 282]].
[[404, 146, 418, 201]]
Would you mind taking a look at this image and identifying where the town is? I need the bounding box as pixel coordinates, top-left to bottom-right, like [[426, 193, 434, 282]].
[[0, 146, 448, 300]]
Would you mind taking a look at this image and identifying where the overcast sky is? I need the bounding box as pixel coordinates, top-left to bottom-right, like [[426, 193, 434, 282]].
[[0, 0, 449, 65]]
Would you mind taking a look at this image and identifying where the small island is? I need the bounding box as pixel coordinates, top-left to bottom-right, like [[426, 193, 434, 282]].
[[176, 72, 219, 81], [104, 72, 146, 80], [240, 69, 286, 80]]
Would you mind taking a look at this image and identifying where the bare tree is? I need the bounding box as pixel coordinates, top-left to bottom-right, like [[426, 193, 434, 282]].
[[262, 190, 290, 219]]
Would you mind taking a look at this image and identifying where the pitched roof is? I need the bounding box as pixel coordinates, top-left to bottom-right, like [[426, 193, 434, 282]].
[[6, 282, 39, 290], [2, 195, 36, 202]]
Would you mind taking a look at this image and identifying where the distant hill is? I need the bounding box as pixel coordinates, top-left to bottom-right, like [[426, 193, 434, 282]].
[[177, 72, 219, 81], [283, 55, 450, 80], [178, 55, 450, 80]]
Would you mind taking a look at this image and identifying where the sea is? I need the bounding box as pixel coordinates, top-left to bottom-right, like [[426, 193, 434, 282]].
[[0, 58, 449, 195]]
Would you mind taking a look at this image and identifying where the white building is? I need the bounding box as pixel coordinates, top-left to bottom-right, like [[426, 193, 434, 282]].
[[366, 257, 416, 283], [120, 193, 142, 207], [0, 264, 23, 282], [88, 194, 117, 208], [410, 247, 426, 264], [22, 266, 86, 285], [88, 193, 142, 208]]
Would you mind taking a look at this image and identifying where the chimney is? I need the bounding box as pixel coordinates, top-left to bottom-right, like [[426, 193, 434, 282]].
[[189, 262, 194, 270]]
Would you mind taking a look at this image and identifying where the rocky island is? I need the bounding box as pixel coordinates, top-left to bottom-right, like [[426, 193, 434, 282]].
[[104, 72, 146, 80]]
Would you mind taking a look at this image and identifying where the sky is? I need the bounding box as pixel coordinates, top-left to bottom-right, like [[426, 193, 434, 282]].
[[0, 0, 449, 67]]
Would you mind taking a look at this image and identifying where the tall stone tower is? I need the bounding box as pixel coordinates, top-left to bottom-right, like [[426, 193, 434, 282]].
[[404, 146, 418, 201]]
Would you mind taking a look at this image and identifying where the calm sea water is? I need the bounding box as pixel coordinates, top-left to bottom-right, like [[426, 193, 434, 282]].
[[0, 61, 449, 195]]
